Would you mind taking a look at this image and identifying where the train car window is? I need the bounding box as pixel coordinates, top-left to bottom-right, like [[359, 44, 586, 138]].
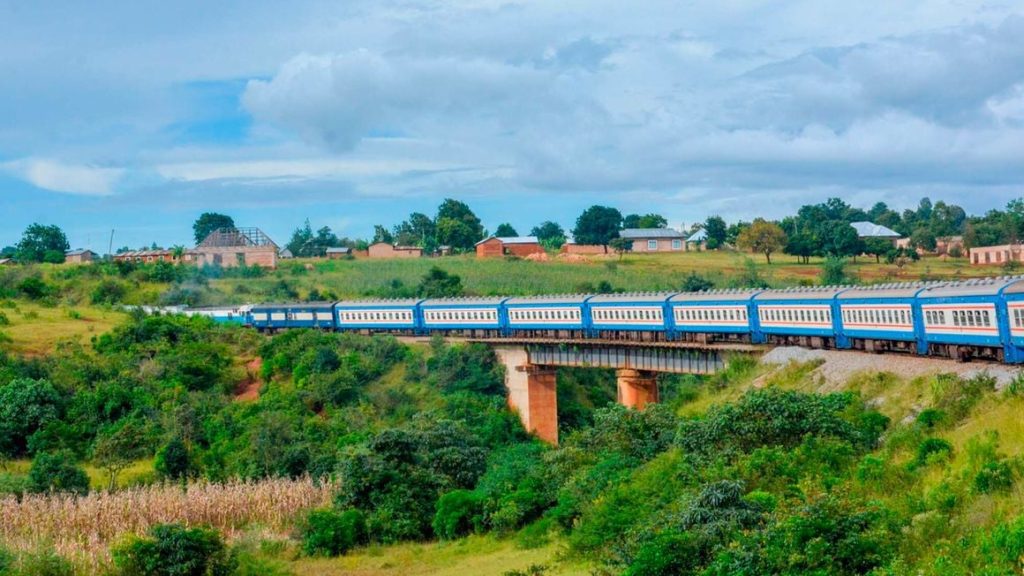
[[953, 312, 960, 326], [983, 311, 991, 326]]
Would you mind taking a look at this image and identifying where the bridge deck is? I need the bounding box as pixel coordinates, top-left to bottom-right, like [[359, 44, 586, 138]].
[[397, 336, 768, 354]]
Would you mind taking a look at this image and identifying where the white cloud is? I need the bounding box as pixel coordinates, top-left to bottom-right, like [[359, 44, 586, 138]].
[[2, 158, 124, 196]]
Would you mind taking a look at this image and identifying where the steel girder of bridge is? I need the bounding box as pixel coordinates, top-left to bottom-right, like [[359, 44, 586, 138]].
[[524, 342, 726, 374]]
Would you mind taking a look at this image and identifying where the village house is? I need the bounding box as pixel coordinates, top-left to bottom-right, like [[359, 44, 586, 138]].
[[476, 236, 545, 258], [64, 249, 98, 264], [619, 228, 687, 252], [367, 242, 423, 259], [193, 227, 279, 269]]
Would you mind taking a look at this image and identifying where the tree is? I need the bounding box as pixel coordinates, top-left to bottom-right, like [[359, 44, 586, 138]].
[[192, 213, 234, 245], [820, 256, 851, 285], [623, 213, 668, 229], [155, 437, 193, 481], [494, 223, 518, 237], [27, 451, 90, 495], [530, 221, 566, 250], [393, 212, 437, 248], [572, 206, 623, 249], [610, 237, 633, 259], [15, 223, 69, 263], [417, 267, 463, 298], [864, 238, 893, 263], [92, 419, 148, 490], [910, 228, 937, 252], [784, 232, 817, 264], [0, 378, 61, 458], [435, 199, 484, 250], [372, 225, 394, 245], [736, 219, 787, 264], [828, 225, 866, 261], [704, 216, 727, 249], [435, 218, 479, 252]]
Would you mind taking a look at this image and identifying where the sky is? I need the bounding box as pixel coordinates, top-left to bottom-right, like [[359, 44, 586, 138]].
[[2, 1, 1023, 250]]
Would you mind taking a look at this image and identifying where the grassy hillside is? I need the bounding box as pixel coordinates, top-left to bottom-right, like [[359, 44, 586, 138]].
[[0, 249, 1006, 312], [5, 280, 1024, 575]]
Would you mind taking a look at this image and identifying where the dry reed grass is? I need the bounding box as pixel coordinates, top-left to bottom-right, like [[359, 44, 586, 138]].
[[0, 477, 333, 570]]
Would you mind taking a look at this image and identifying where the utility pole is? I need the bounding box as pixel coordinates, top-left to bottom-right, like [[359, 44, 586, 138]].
[[108, 229, 115, 259]]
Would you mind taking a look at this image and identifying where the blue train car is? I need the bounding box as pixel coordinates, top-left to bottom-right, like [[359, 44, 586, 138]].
[[753, 287, 847, 347], [419, 297, 507, 335], [250, 302, 335, 331], [587, 293, 674, 341], [836, 283, 929, 354], [916, 278, 1018, 361], [182, 305, 252, 325], [334, 299, 421, 332], [668, 289, 760, 343], [504, 295, 590, 337], [1003, 279, 1024, 356]]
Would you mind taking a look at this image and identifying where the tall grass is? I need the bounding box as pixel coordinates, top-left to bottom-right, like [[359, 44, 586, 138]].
[[0, 477, 333, 569]]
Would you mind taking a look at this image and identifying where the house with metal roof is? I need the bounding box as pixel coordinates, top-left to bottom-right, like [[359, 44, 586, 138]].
[[325, 247, 351, 259], [476, 236, 544, 258], [850, 221, 901, 239], [619, 228, 687, 252], [64, 249, 98, 264]]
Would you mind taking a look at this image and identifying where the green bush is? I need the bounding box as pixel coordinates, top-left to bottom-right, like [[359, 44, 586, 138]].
[[433, 490, 483, 540], [300, 508, 367, 557], [112, 523, 235, 576], [915, 408, 947, 429], [90, 279, 127, 305], [0, 545, 12, 574], [676, 389, 886, 460], [974, 460, 1014, 494], [0, 472, 30, 498], [623, 531, 703, 576], [9, 549, 75, 576], [155, 437, 194, 481], [0, 377, 61, 457], [27, 451, 89, 496], [913, 438, 953, 469]]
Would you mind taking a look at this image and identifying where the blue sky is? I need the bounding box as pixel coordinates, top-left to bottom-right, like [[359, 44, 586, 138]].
[[2, 1, 1023, 250]]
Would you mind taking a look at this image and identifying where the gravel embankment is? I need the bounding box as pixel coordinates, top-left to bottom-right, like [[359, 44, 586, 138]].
[[761, 347, 1022, 390]]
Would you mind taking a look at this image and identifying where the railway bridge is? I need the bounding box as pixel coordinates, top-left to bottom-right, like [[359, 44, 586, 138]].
[[484, 339, 763, 445]]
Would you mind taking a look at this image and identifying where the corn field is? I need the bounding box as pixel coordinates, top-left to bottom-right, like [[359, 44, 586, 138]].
[[0, 477, 333, 569]]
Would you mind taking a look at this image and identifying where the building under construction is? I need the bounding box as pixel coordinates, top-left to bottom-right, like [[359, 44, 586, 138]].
[[194, 227, 279, 269]]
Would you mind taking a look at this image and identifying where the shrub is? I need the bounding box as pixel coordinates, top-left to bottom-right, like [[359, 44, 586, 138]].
[[913, 438, 953, 469], [974, 460, 1014, 494], [10, 549, 75, 576], [624, 531, 703, 576], [112, 523, 235, 576], [676, 389, 886, 460], [915, 408, 947, 430], [0, 377, 62, 457], [681, 272, 714, 292], [27, 451, 90, 496], [16, 277, 49, 300], [0, 311, 8, 326], [91, 279, 127, 305], [0, 545, 11, 574], [433, 490, 483, 540], [0, 473, 29, 498], [300, 508, 367, 557], [155, 437, 194, 481]]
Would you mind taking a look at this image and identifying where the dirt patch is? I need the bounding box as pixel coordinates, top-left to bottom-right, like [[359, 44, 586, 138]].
[[235, 358, 263, 402]]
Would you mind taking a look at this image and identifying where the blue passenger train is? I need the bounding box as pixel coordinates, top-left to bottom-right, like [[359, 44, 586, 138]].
[[194, 276, 1024, 364]]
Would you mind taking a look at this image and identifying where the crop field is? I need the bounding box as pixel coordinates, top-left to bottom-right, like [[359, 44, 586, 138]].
[[0, 477, 333, 571], [209, 250, 998, 302]]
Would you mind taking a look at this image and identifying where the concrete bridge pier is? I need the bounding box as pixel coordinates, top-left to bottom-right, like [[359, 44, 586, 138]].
[[494, 346, 559, 445], [616, 369, 659, 410]]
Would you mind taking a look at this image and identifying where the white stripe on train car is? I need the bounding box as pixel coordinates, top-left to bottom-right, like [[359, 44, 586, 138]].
[[508, 307, 581, 325]]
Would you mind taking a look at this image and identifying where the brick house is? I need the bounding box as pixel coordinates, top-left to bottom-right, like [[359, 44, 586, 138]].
[[969, 244, 1024, 266], [367, 242, 423, 259], [194, 227, 278, 269], [476, 236, 545, 258], [619, 228, 687, 252]]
